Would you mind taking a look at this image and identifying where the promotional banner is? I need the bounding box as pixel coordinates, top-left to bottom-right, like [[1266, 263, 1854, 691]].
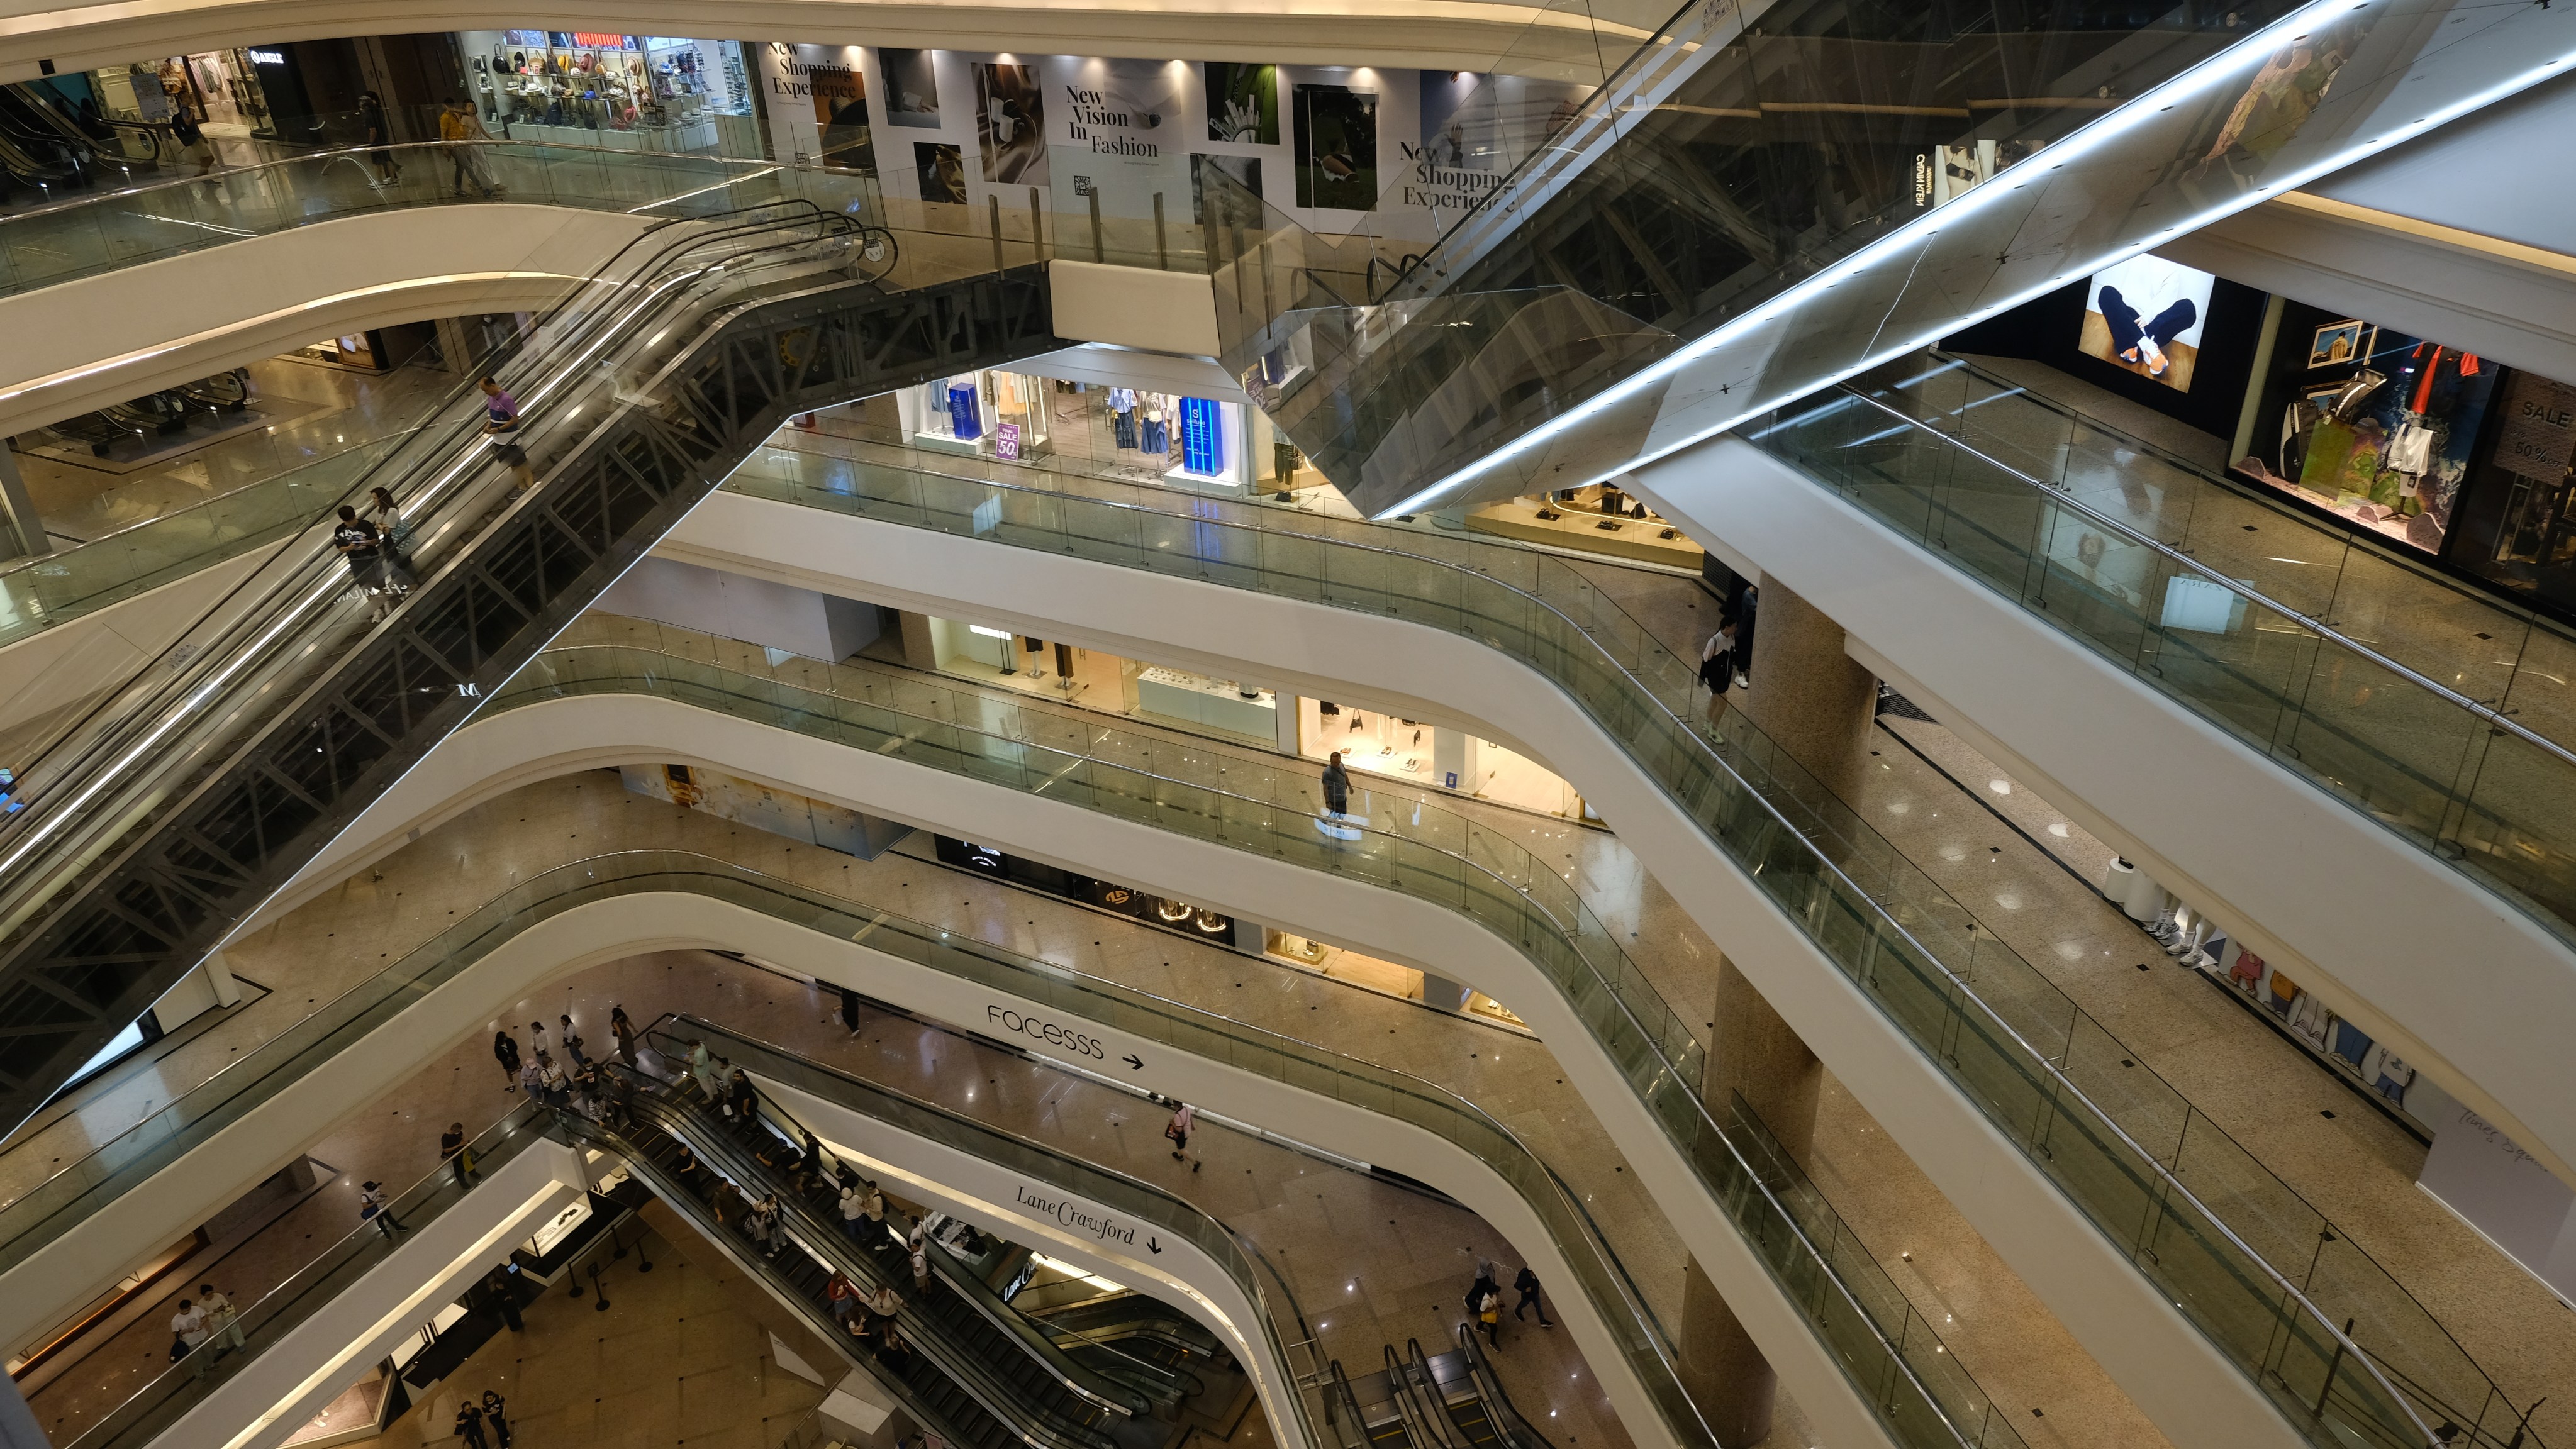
[[1293, 82, 1377, 211], [1050, 57, 1188, 218], [974, 62, 1049, 185], [759, 43, 874, 173]]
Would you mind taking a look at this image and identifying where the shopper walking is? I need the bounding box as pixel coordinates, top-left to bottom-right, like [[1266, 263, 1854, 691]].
[[481, 1390, 513, 1449], [439, 98, 494, 197], [516, 1057, 545, 1099], [493, 1029, 521, 1091], [169, 1299, 208, 1375], [1698, 623, 1736, 723], [537, 1052, 569, 1108], [558, 1013, 587, 1071], [357, 90, 401, 189], [1164, 1102, 1201, 1172], [828, 1270, 860, 1328], [610, 1006, 638, 1066], [527, 1019, 550, 1060], [360, 1181, 404, 1238], [1512, 1265, 1555, 1327], [442, 1121, 479, 1187], [840, 1180, 871, 1240], [864, 1283, 903, 1323], [1469, 1282, 1503, 1348], [198, 1283, 245, 1350], [487, 1264, 525, 1331], [1731, 586, 1757, 686], [1469, 1253, 1499, 1303], [170, 108, 216, 182], [910, 1238, 933, 1294], [1320, 753, 1351, 818], [453, 1397, 489, 1449]]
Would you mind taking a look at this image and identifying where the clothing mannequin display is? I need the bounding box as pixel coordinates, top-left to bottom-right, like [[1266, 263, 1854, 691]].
[[1140, 406, 1168, 457], [1110, 388, 1139, 451]]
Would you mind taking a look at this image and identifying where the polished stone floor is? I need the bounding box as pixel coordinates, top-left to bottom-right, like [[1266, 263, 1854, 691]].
[[9, 353, 457, 548], [16, 778, 1666, 1449], [317, 1221, 828, 1449], [1567, 555, 2576, 1445]]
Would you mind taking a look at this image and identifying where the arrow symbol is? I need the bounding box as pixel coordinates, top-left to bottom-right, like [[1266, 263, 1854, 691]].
[[1148, 1236, 1162, 1253], [1122, 1054, 1144, 1071]]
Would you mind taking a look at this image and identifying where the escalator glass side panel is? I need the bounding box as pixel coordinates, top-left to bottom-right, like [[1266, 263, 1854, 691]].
[[0, 243, 1059, 1141], [1218, 0, 2576, 517]]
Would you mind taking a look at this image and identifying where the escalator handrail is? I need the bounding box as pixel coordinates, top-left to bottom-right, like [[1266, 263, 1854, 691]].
[[1815, 380, 2576, 773], [1327, 1360, 1386, 1449], [59, 1098, 557, 1449], [631, 1014, 1334, 1448], [558, 1108, 1006, 1449], [0, 134, 778, 233], [605, 1076, 1118, 1449], [506, 635, 2006, 1449], [1451, 1323, 1554, 1449], [1386, 1342, 1465, 1449], [752, 441, 2461, 1443], [0, 197, 845, 873], [644, 1039, 1154, 1421]]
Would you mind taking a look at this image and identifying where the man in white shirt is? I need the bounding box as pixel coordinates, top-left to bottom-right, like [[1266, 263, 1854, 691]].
[[170, 1299, 208, 1375]]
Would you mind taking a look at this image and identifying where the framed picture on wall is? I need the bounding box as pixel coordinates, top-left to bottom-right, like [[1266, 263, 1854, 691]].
[[2308, 319, 2372, 369]]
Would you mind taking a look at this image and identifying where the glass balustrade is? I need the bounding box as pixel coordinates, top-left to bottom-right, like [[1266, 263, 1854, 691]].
[[0, 843, 2005, 1449], [637, 1013, 1335, 1449], [720, 443, 2535, 1449], [61, 1101, 554, 1449], [1754, 353, 2576, 945]]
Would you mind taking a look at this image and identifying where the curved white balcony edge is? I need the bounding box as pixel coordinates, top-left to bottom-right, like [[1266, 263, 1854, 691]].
[[1634, 436, 2576, 1190]]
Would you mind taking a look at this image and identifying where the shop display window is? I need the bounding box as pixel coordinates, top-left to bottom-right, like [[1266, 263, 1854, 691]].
[[2236, 303, 2501, 555], [459, 30, 752, 153], [901, 371, 1048, 458], [1295, 698, 1586, 819]]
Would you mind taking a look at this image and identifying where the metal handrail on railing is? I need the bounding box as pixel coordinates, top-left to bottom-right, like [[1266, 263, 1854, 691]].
[[638, 1013, 1334, 1449], [730, 452, 2468, 1447], [501, 633, 2026, 1449], [1822, 384, 2576, 774]]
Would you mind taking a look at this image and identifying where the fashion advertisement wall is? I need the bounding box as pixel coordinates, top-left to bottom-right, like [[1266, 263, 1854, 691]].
[[753, 48, 1605, 239]]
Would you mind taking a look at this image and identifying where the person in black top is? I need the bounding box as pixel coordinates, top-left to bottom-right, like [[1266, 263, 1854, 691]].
[[358, 90, 401, 188], [332, 506, 389, 619], [1512, 1265, 1554, 1327], [481, 1391, 513, 1449], [454, 1399, 488, 1449], [492, 1029, 521, 1092]]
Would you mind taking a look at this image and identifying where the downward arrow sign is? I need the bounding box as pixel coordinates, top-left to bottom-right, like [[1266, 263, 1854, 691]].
[[1148, 1236, 1162, 1253], [1122, 1053, 1144, 1070]]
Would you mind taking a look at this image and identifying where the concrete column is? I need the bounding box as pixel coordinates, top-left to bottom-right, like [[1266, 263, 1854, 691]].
[[1707, 953, 1822, 1168], [1418, 972, 1468, 1013], [0, 446, 50, 560], [1681, 1263, 1776, 1446], [1679, 953, 1822, 1445], [1741, 577, 1875, 804], [892, 611, 939, 670], [1274, 696, 1303, 757], [1432, 726, 1478, 792]]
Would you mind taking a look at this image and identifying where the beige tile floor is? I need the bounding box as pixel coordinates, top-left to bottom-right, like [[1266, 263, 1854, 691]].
[[4, 635, 2168, 1448], [316, 1221, 827, 1449], [10, 353, 458, 548], [7, 778, 1646, 1448], [1566, 556, 2576, 1444]]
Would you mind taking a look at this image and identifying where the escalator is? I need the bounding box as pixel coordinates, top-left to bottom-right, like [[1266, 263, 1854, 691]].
[[565, 1100, 1034, 1449], [602, 1050, 1156, 1442], [1330, 1331, 1550, 1449], [1, 83, 155, 179], [1217, 0, 2576, 516], [1028, 1290, 1226, 1393], [0, 199, 1057, 1140]]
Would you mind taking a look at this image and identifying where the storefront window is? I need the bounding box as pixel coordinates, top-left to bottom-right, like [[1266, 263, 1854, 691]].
[[1296, 699, 1586, 819], [2237, 303, 2501, 555], [457, 31, 756, 155], [900, 371, 1049, 458], [2445, 371, 2576, 613]]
